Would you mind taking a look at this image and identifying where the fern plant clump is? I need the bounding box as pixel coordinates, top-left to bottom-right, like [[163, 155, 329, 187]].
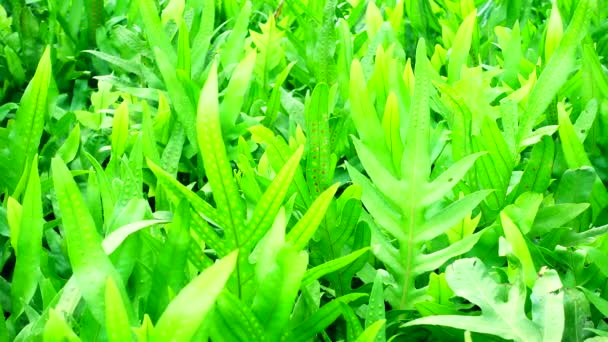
[[1, 0, 608, 340]]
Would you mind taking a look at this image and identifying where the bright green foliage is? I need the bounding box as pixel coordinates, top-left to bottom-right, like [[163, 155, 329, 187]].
[[105, 278, 132, 342], [355, 320, 386, 342], [365, 271, 386, 342], [404, 257, 564, 342], [1, 46, 52, 194], [43, 310, 80, 342], [152, 251, 238, 341], [348, 40, 489, 309], [519, 0, 597, 144], [10, 156, 43, 318], [501, 193, 542, 288], [51, 156, 136, 326], [250, 15, 284, 88], [2, 0, 608, 340]]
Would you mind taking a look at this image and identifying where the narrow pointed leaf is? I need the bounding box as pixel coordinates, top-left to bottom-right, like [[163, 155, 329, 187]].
[[105, 278, 132, 342], [501, 211, 537, 288], [43, 310, 80, 342], [252, 247, 308, 341], [152, 251, 238, 341], [111, 101, 129, 158], [220, 2, 252, 68], [11, 157, 43, 318], [305, 83, 331, 195], [301, 248, 370, 287], [510, 136, 554, 201], [245, 147, 304, 250], [197, 61, 246, 247], [154, 47, 198, 149], [147, 159, 221, 227], [519, 0, 596, 141], [417, 190, 491, 242], [288, 293, 368, 342], [138, 0, 175, 63], [221, 50, 256, 128], [423, 152, 485, 205], [3, 46, 52, 193], [365, 272, 386, 342], [249, 125, 311, 206], [286, 184, 339, 250], [448, 10, 476, 83], [349, 60, 394, 175], [51, 157, 135, 325], [402, 39, 432, 189]]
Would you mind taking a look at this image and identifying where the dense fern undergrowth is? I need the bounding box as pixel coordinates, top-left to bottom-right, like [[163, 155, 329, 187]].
[[2, 0, 608, 340]]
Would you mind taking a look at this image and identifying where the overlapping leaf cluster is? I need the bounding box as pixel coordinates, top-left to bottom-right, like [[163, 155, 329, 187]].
[[2, 0, 608, 340]]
